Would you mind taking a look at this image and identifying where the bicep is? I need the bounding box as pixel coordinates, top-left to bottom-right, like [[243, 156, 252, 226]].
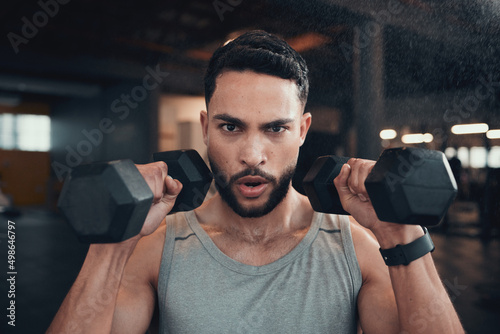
[[357, 276, 398, 334], [350, 218, 399, 334], [111, 226, 166, 334]]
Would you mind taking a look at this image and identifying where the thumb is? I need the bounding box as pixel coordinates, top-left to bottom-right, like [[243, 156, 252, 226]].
[[334, 164, 353, 197], [150, 176, 182, 218], [140, 176, 183, 237], [160, 176, 183, 206]]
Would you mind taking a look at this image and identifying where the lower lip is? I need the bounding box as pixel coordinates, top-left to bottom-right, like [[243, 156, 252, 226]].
[[238, 183, 268, 198]]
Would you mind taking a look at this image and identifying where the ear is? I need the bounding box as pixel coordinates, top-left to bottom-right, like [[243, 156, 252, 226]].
[[200, 110, 209, 146], [299, 112, 312, 146]]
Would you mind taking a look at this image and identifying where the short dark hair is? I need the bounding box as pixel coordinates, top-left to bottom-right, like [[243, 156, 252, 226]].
[[204, 30, 309, 109]]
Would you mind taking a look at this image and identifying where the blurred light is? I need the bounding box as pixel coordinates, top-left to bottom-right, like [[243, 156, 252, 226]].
[[0, 113, 15, 149], [488, 146, 500, 168], [0, 114, 50, 151], [287, 33, 330, 52], [457, 147, 469, 168], [401, 133, 433, 144], [486, 129, 500, 139], [444, 147, 456, 159], [379, 129, 397, 140], [470, 147, 487, 168], [17, 115, 50, 151], [451, 123, 489, 134], [223, 30, 247, 46], [422, 133, 433, 143]]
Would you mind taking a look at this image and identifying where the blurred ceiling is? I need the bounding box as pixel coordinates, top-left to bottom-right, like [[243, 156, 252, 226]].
[[0, 0, 499, 107]]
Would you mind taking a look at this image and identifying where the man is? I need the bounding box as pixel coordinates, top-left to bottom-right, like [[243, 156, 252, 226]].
[[48, 31, 464, 333]]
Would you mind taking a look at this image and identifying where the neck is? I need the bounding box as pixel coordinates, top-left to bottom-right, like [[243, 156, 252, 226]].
[[195, 186, 313, 244]]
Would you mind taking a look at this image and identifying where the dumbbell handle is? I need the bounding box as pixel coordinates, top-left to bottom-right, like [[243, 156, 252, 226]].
[[302, 155, 351, 215]]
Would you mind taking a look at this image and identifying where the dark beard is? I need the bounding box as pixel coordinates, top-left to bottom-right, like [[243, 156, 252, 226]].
[[209, 158, 296, 218]]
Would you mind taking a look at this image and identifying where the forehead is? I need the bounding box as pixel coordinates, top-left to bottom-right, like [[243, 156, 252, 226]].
[[208, 70, 302, 120]]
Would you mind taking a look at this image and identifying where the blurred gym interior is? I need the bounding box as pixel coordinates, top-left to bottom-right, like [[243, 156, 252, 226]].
[[0, 0, 499, 333]]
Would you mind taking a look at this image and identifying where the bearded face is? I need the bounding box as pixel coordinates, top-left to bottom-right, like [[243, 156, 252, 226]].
[[209, 157, 296, 218]]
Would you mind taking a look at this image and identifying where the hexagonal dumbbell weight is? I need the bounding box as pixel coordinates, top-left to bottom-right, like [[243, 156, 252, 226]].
[[153, 150, 212, 213], [302, 147, 458, 226], [58, 150, 212, 243]]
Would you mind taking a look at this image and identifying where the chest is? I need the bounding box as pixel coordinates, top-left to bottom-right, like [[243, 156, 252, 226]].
[[161, 233, 360, 334], [206, 229, 309, 266]]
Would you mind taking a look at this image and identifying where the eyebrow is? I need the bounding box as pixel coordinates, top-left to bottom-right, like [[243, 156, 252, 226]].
[[264, 118, 294, 128], [212, 113, 294, 129], [212, 114, 245, 128]]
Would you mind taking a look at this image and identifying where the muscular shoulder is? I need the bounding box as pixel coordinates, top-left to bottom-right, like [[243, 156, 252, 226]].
[[126, 220, 167, 290]]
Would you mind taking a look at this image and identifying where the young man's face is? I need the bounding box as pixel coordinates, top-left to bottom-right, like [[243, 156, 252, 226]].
[[201, 70, 311, 218]]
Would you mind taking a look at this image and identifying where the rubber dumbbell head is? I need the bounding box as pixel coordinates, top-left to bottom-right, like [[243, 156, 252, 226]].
[[303, 147, 458, 226], [302, 155, 350, 215], [365, 147, 458, 226], [57, 160, 153, 243], [153, 149, 213, 213], [58, 150, 213, 243]]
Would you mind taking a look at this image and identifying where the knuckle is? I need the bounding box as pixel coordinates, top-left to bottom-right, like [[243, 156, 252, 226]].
[[156, 160, 168, 169], [364, 160, 374, 168], [347, 158, 357, 166], [153, 161, 168, 173]]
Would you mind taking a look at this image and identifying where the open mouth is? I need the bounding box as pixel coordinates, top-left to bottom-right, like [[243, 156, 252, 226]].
[[237, 176, 268, 186], [244, 182, 262, 188], [237, 176, 269, 198]]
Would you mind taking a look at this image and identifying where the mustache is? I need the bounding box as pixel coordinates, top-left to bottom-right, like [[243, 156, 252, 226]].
[[212, 167, 277, 187], [229, 168, 277, 184]]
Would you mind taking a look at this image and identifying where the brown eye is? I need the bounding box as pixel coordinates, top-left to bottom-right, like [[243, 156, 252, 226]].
[[270, 126, 285, 133], [222, 124, 237, 132]]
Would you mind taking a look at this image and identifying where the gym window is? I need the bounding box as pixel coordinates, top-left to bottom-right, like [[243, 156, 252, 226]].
[[0, 113, 51, 152]]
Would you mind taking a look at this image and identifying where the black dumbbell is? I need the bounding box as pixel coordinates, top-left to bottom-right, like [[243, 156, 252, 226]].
[[302, 147, 458, 226], [57, 149, 212, 243]]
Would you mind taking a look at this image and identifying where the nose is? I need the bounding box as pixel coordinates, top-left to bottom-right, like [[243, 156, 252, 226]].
[[239, 135, 267, 168]]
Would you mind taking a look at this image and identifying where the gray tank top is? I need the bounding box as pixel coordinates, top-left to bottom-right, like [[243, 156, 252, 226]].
[[157, 211, 362, 334]]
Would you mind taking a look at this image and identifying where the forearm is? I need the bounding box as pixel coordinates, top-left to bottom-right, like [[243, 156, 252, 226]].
[[374, 225, 464, 333], [47, 237, 139, 334]]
